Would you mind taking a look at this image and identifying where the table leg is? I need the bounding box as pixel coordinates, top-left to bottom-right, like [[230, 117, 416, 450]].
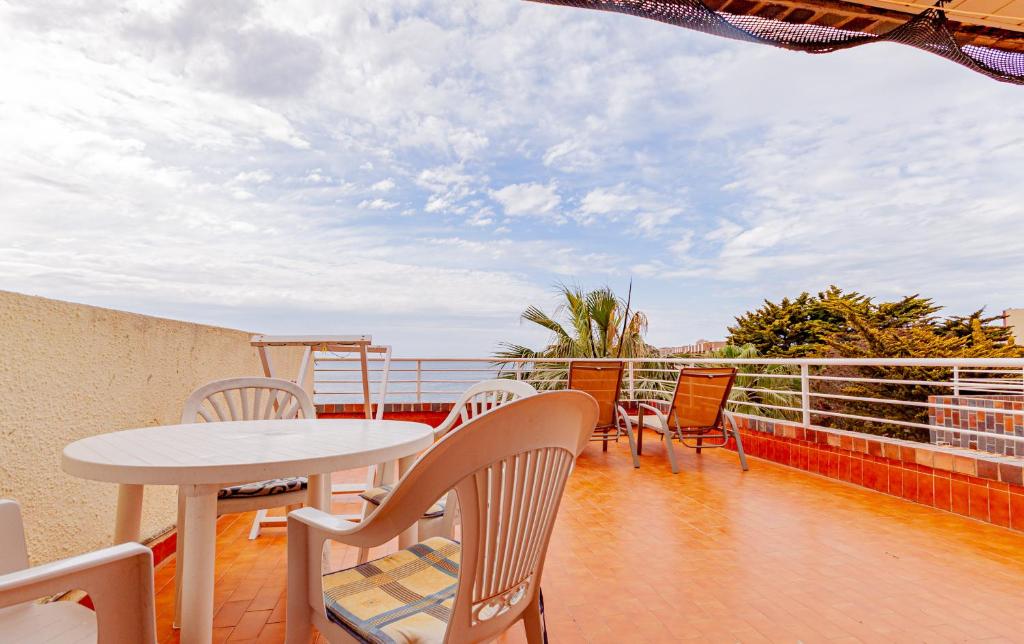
[[114, 484, 144, 543], [308, 474, 332, 571], [637, 407, 645, 456], [307, 474, 331, 512], [180, 484, 218, 644], [397, 455, 418, 549]]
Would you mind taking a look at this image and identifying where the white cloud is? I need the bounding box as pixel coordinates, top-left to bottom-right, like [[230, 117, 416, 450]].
[[357, 198, 398, 210], [1, 0, 1022, 353], [490, 182, 561, 217], [578, 184, 684, 234], [234, 169, 273, 184]]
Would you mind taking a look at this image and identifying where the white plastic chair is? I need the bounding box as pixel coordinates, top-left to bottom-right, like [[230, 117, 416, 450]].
[[355, 379, 537, 562], [286, 390, 598, 643], [175, 377, 315, 626], [0, 500, 157, 643]]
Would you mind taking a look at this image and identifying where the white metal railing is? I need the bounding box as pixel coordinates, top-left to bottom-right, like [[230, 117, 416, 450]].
[[314, 355, 1024, 452]]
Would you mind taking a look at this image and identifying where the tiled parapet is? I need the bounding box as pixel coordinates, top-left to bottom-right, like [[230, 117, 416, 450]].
[[928, 395, 1024, 456], [316, 402, 454, 429], [318, 402, 455, 415], [729, 414, 1024, 532]]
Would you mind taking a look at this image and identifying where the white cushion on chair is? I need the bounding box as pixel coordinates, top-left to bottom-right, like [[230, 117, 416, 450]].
[[360, 484, 447, 519]]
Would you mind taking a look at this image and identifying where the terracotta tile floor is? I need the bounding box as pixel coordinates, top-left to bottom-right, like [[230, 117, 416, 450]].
[[154, 432, 1024, 643]]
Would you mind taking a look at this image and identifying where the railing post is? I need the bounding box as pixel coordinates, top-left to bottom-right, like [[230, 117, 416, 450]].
[[800, 363, 811, 427], [515, 363, 522, 381], [952, 365, 960, 395], [627, 361, 635, 400], [415, 360, 422, 404]]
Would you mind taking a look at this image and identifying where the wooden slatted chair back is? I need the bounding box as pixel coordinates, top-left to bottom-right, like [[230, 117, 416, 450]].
[[567, 361, 623, 428], [668, 368, 736, 430], [181, 377, 315, 424]]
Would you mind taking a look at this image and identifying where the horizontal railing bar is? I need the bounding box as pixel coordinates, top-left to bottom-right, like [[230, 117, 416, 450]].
[[810, 392, 1024, 415], [809, 408, 1024, 442], [315, 356, 1024, 366], [731, 386, 801, 397]]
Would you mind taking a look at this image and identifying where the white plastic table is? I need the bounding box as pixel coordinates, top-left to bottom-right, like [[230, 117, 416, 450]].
[[62, 419, 434, 644]]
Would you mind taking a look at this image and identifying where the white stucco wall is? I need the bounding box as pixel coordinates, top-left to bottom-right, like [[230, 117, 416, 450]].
[[0, 290, 307, 563], [1005, 309, 1024, 344]]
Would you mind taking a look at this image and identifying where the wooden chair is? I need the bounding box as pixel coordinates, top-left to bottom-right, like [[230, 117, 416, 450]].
[[633, 368, 748, 474], [355, 379, 537, 562], [286, 390, 598, 644], [0, 500, 157, 643], [567, 361, 639, 467], [175, 377, 315, 626]]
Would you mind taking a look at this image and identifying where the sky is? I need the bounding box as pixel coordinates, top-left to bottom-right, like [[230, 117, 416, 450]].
[[2, 0, 1023, 356]]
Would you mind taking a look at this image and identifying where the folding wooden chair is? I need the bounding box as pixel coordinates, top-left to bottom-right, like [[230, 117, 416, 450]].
[[568, 361, 639, 467], [634, 367, 748, 474]]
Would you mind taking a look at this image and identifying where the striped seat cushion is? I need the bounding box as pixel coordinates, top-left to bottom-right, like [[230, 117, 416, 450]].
[[360, 484, 447, 519], [323, 537, 460, 644], [218, 477, 307, 499]]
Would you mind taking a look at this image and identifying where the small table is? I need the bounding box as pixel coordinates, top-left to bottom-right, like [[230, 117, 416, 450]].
[[62, 419, 434, 644]]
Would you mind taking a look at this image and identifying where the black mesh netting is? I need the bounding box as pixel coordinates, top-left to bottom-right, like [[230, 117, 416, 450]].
[[528, 0, 1024, 84]]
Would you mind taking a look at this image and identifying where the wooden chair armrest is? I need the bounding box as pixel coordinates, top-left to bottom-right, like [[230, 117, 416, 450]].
[[0, 543, 156, 643]]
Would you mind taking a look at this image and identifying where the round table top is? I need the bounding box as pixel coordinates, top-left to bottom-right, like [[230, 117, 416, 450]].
[[61, 419, 434, 486]]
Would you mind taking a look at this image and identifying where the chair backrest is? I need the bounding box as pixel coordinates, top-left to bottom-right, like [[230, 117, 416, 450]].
[[0, 500, 29, 575], [181, 377, 315, 424], [434, 379, 538, 438], [668, 368, 736, 430], [567, 361, 623, 428], [365, 391, 598, 642]]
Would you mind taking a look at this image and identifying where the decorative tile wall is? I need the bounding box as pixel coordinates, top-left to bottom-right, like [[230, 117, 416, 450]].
[[928, 395, 1024, 456]]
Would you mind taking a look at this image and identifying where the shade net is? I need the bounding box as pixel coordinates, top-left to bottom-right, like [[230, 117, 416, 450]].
[[528, 1, 1024, 84]]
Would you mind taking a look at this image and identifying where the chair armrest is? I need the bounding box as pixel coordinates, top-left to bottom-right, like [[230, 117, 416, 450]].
[[288, 507, 360, 538], [432, 405, 463, 439], [0, 542, 156, 643], [615, 405, 632, 429], [288, 506, 400, 550], [637, 403, 669, 426], [0, 500, 29, 575]]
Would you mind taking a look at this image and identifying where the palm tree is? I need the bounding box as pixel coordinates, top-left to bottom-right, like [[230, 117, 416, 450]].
[[496, 284, 654, 389]]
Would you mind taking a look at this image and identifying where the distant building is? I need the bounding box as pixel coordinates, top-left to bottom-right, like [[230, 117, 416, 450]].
[[1004, 309, 1024, 343], [658, 339, 727, 357]]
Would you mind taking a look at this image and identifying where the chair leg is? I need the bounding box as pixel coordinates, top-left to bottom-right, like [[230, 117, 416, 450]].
[[248, 509, 267, 540], [356, 499, 374, 563], [663, 432, 680, 474], [727, 415, 749, 471], [173, 488, 186, 628], [695, 435, 703, 454], [522, 595, 545, 644], [623, 424, 640, 469]]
